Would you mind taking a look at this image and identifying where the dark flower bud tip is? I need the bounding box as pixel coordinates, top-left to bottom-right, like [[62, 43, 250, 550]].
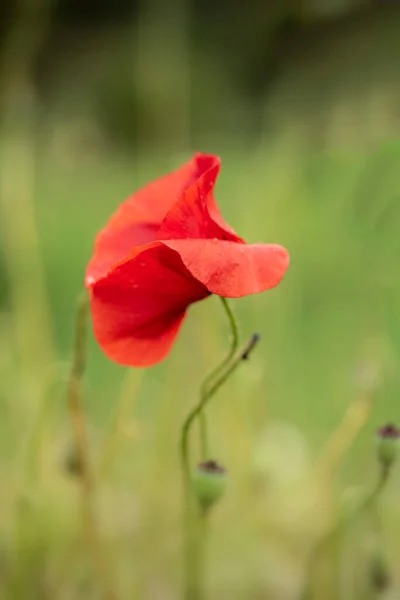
[[192, 460, 227, 513], [377, 424, 400, 439], [241, 333, 261, 360], [376, 423, 400, 469]]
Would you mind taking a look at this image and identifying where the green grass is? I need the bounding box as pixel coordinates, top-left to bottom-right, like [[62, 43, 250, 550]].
[[1, 135, 400, 598]]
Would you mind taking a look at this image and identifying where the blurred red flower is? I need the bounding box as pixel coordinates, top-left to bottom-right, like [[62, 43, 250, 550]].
[[85, 153, 289, 367]]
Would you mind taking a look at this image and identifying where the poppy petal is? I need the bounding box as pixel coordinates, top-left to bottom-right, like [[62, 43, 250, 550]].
[[159, 157, 242, 242], [89, 243, 209, 367], [162, 239, 290, 298], [86, 153, 221, 282]]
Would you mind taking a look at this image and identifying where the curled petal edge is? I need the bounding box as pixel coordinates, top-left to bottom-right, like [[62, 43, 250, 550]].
[[161, 238, 290, 298]]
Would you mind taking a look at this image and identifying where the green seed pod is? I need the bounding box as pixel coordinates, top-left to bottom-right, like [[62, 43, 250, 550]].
[[192, 460, 227, 513], [376, 424, 400, 470]]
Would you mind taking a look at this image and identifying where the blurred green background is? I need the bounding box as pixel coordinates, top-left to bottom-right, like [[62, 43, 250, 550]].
[[1, 0, 400, 598]]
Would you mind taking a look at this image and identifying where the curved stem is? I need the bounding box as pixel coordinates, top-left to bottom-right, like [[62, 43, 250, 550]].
[[180, 329, 260, 600], [198, 297, 239, 459], [181, 329, 256, 489]]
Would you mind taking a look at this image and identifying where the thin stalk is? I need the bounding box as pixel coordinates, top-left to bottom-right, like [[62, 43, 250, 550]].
[[180, 325, 259, 600], [198, 297, 239, 460], [181, 329, 255, 488], [67, 293, 92, 488], [302, 465, 391, 600], [98, 368, 144, 479], [67, 292, 116, 600], [316, 391, 374, 482]]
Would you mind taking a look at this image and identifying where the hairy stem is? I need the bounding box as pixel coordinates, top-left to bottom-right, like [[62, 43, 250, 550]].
[[67, 292, 116, 600]]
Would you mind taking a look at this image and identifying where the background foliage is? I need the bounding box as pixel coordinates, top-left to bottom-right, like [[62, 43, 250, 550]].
[[1, 0, 400, 598]]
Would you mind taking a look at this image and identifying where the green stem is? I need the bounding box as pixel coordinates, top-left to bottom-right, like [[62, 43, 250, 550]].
[[181, 331, 257, 486], [198, 297, 239, 460], [180, 327, 259, 600], [67, 292, 117, 600], [301, 465, 391, 600]]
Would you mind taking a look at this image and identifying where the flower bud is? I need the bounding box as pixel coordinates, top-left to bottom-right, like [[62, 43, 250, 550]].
[[192, 460, 227, 513], [241, 333, 261, 360], [369, 550, 391, 593], [376, 423, 400, 470], [62, 444, 83, 477]]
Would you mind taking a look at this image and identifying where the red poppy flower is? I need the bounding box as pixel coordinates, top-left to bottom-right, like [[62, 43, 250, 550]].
[[85, 153, 289, 367]]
